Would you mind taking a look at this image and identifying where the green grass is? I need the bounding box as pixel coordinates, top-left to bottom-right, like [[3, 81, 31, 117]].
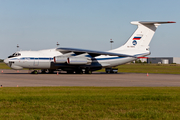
[[0, 62, 11, 69], [0, 87, 180, 119], [1, 62, 180, 74], [99, 63, 180, 74]]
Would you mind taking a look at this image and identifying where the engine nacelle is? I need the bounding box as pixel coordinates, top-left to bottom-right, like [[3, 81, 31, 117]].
[[67, 57, 92, 65], [54, 56, 67, 63]]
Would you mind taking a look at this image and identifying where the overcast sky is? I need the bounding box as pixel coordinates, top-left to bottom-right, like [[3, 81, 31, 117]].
[[0, 0, 179, 59]]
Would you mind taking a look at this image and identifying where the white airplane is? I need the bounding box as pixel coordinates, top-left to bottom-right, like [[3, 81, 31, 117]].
[[4, 21, 175, 74]]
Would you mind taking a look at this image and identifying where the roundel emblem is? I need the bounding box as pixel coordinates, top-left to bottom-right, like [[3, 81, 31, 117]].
[[132, 40, 137, 46]]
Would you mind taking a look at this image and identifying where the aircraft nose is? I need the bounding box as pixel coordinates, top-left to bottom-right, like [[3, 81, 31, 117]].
[[4, 58, 9, 64]]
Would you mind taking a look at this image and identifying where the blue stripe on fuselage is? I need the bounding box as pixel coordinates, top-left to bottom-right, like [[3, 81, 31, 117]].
[[9, 52, 148, 61], [10, 57, 54, 60]]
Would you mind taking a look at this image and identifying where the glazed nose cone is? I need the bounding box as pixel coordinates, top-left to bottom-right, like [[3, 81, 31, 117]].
[[3, 58, 9, 64]]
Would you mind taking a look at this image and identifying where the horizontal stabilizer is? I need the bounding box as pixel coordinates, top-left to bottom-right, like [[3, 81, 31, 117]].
[[131, 21, 176, 25]]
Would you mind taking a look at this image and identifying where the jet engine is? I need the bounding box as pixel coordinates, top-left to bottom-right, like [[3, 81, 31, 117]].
[[54, 56, 67, 63], [67, 57, 92, 65], [54, 56, 92, 65]]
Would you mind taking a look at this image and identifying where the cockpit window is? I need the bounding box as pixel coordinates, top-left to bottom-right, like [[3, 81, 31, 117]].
[[8, 52, 21, 58]]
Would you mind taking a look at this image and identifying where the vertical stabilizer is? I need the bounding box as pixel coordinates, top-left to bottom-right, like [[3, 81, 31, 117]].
[[117, 21, 175, 51]]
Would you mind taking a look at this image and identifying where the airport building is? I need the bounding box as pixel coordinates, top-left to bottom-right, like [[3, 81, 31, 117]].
[[138, 57, 148, 63], [137, 57, 180, 64], [147, 57, 173, 64]]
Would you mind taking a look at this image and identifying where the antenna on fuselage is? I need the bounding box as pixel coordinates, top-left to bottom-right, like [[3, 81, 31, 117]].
[[56, 42, 60, 48], [17, 44, 19, 51]]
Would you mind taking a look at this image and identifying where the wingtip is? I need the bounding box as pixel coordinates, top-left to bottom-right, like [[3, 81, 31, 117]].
[[168, 21, 176, 23]]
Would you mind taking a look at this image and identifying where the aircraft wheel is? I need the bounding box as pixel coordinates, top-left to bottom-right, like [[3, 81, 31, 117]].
[[85, 70, 92, 74], [31, 70, 38, 74], [75, 70, 83, 74], [67, 71, 74, 74], [41, 69, 46, 74], [48, 70, 55, 74], [85, 70, 89, 74]]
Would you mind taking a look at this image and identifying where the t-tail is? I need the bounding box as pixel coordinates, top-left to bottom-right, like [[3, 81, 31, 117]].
[[112, 21, 176, 55]]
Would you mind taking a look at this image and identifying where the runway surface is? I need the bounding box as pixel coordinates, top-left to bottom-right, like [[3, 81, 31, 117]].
[[0, 69, 180, 87]]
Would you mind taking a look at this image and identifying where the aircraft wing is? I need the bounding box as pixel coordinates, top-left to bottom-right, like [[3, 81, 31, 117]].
[[56, 47, 135, 57], [139, 21, 176, 24]]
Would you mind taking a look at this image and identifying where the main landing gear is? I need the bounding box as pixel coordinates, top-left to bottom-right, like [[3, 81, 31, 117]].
[[30, 69, 56, 74], [30, 68, 92, 74], [66, 69, 92, 74], [105, 68, 118, 73]]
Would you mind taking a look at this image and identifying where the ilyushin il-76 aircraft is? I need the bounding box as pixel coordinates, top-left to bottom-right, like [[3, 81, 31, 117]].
[[4, 21, 175, 74]]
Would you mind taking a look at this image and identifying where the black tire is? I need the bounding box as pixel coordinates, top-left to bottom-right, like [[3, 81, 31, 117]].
[[31, 70, 38, 74], [67, 71, 74, 74], [41, 69, 46, 74], [75, 70, 83, 74]]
